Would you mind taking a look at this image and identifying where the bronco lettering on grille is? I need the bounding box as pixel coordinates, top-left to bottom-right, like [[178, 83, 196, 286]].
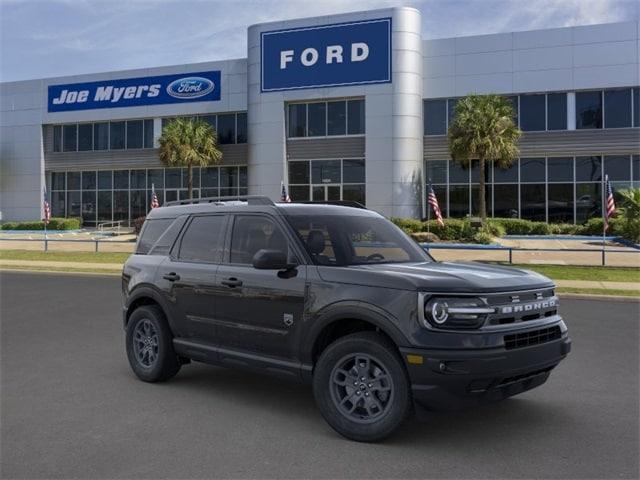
[[500, 299, 556, 315]]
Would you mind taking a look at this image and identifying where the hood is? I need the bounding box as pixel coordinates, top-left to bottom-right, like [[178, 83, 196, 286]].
[[316, 261, 554, 293]]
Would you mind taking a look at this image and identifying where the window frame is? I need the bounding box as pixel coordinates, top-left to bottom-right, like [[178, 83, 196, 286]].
[[173, 213, 229, 264], [287, 98, 365, 140]]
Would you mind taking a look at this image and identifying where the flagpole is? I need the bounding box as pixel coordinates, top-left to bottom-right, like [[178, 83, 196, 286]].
[[426, 180, 431, 235], [602, 175, 607, 266]]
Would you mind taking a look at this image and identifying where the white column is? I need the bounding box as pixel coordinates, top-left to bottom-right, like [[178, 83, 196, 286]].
[[567, 92, 576, 130]]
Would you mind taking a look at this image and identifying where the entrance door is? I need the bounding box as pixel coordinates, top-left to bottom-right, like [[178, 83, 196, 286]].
[[312, 185, 341, 201]]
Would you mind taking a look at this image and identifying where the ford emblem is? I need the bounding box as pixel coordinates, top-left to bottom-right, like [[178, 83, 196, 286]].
[[166, 76, 215, 99]]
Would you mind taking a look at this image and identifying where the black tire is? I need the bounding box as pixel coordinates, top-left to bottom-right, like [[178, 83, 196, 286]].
[[313, 331, 411, 442], [126, 305, 180, 382]]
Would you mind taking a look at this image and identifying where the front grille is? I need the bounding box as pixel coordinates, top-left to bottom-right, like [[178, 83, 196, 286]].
[[503, 326, 561, 350], [497, 366, 554, 387], [485, 288, 558, 326]]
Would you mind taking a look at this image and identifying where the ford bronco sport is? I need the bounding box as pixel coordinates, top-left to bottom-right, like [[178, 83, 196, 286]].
[[122, 196, 571, 442]]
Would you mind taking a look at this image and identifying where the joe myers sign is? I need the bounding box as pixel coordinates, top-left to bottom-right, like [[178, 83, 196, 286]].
[[261, 18, 391, 92]]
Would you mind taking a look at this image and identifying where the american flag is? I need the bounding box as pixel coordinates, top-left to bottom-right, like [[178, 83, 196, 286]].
[[604, 174, 616, 232], [43, 188, 51, 224], [280, 181, 291, 203], [427, 183, 444, 226], [150, 184, 160, 209]]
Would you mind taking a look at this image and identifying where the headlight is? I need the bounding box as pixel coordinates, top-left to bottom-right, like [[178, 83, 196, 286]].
[[422, 297, 495, 329]]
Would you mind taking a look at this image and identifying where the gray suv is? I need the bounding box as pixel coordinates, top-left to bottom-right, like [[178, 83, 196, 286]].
[[122, 196, 571, 442]]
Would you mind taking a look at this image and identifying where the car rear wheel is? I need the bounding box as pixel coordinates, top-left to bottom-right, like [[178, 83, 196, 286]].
[[313, 332, 411, 442], [126, 305, 180, 382]]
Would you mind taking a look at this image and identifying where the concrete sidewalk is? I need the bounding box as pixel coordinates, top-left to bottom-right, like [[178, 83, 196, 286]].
[[0, 260, 638, 293]]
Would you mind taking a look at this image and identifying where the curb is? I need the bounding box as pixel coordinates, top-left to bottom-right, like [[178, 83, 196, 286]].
[[558, 292, 640, 302]]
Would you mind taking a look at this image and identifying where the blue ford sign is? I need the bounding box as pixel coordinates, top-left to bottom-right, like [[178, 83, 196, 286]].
[[261, 18, 391, 92], [48, 71, 221, 112]]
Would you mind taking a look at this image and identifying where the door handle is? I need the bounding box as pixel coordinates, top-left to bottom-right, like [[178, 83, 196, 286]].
[[162, 272, 181, 281], [221, 277, 243, 288]]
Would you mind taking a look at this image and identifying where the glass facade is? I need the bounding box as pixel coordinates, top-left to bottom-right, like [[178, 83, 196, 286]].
[[425, 154, 639, 223], [49, 166, 248, 226], [161, 112, 247, 145], [287, 99, 365, 138], [288, 159, 366, 205]]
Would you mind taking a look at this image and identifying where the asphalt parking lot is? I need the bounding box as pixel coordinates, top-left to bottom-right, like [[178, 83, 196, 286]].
[[1, 271, 638, 479]]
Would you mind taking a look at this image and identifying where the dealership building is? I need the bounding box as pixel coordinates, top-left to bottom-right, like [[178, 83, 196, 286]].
[[1, 7, 639, 225]]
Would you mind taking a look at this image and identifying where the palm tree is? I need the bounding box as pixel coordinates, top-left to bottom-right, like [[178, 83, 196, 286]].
[[448, 94, 521, 221], [158, 118, 222, 200]]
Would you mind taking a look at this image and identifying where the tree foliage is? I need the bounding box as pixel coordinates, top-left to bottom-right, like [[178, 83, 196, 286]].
[[158, 118, 222, 199]]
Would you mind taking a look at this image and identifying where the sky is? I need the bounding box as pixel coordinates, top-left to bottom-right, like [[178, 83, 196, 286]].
[[1, 0, 638, 82]]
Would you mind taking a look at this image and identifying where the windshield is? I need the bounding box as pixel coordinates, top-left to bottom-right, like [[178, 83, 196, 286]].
[[287, 214, 431, 266]]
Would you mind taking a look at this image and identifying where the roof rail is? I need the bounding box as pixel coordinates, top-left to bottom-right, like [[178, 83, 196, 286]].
[[298, 200, 367, 209], [164, 195, 275, 207]]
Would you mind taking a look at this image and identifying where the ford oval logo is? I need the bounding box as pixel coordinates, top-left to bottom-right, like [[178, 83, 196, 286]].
[[166, 77, 215, 99]]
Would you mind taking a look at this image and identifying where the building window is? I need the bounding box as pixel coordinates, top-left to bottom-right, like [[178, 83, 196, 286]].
[[576, 156, 602, 182], [425, 160, 447, 184], [449, 185, 469, 218], [288, 159, 366, 205], [520, 184, 546, 221], [347, 99, 365, 135], [493, 184, 518, 218], [604, 89, 632, 128], [126, 120, 144, 149], [547, 157, 574, 182], [447, 99, 459, 126], [308, 102, 327, 137], [519, 94, 546, 132], [287, 100, 364, 138], [236, 113, 247, 143], [143, 119, 154, 148], [328, 101, 346, 135], [288, 104, 307, 137], [546, 93, 567, 130], [63, 124, 77, 152], [217, 114, 236, 144], [424, 99, 447, 135], [576, 91, 602, 129], [98, 171, 112, 190], [633, 88, 639, 128], [604, 155, 631, 181], [94, 122, 109, 150], [77, 124, 92, 151], [52, 125, 62, 152], [110, 121, 125, 149], [548, 184, 574, 223], [576, 183, 601, 223], [520, 158, 545, 183]]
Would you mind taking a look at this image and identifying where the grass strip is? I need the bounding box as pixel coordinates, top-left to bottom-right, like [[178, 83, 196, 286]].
[[556, 287, 640, 298], [500, 263, 640, 283], [0, 250, 130, 264]]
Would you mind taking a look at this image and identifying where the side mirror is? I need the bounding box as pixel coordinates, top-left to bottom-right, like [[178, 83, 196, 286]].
[[252, 249, 291, 270]]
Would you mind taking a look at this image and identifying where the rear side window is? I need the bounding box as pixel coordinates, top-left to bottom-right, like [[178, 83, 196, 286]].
[[137, 218, 174, 254], [178, 215, 226, 263], [149, 216, 187, 256]]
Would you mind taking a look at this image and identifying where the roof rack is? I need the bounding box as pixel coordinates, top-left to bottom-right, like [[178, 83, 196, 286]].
[[298, 200, 367, 209], [164, 195, 275, 207]]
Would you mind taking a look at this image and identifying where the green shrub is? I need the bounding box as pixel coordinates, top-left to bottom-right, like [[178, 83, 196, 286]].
[[548, 223, 580, 235], [0, 217, 81, 230], [472, 230, 494, 244], [483, 221, 506, 237], [133, 216, 146, 235], [390, 217, 423, 233], [409, 231, 440, 243]]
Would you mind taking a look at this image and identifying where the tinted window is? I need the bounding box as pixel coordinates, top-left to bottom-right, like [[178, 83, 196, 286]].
[[78, 124, 93, 151], [548, 184, 574, 223], [288, 215, 428, 266], [230, 216, 288, 264], [343, 184, 366, 205], [148, 169, 164, 189], [53, 125, 62, 152], [604, 89, 631, 128], [127, 120, 143, 149], [449, 184, 469, 217], [634, 155, 640, 181], [82, 171, 96, 190], [519, 94, 546, 131], [289, 161, 309, 184], [604, 155, 631, 181], [634, 88, 639, 128], [201, 167, 218, 188], [288, 104, 306, 137], [506, 95, 519, 123], [343, 159, 365, 183], [426, 160, 447, 184], [217, 114, 236, 144], [67, 172, 80, 190], [312, 160, 341, 184], [143, 119, 154, 148], [424, 99, 447, 135], [110, 121, 125, 149], [94, 122, 109, 150], [51, 172, 65, 190], [576, 183, 601, 223], [521, 184, 546, 221], [149, 217, 186, 255], [130, 169, 146, 189], [236, 113, 247, 143], [447, 98, 459, 126], [576, 91, 602, 129], [308, 103, 327, 136], [178, 215, 226, 263], [494, 184, 519, 218], [493, 162, 518, 183], [347, 99, 365, 135], [63, 124, 77, 151], [547, 93, 567, 130], [576, 156, 602, 182], [165, 168, 181, 189], [548, 157, 573, 182], [114, 170, 129, 189], [449, 161, 469, 183], [327, 101, 346, 135], [520, 158, 545, 182], [98, 171, 112, 190]]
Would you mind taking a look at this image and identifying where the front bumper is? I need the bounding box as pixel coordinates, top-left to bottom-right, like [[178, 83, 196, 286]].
[[400, 334, 571, 411]]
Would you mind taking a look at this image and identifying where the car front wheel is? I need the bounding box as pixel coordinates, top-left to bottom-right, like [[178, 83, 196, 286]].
[[313, 332, 411, 442]]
